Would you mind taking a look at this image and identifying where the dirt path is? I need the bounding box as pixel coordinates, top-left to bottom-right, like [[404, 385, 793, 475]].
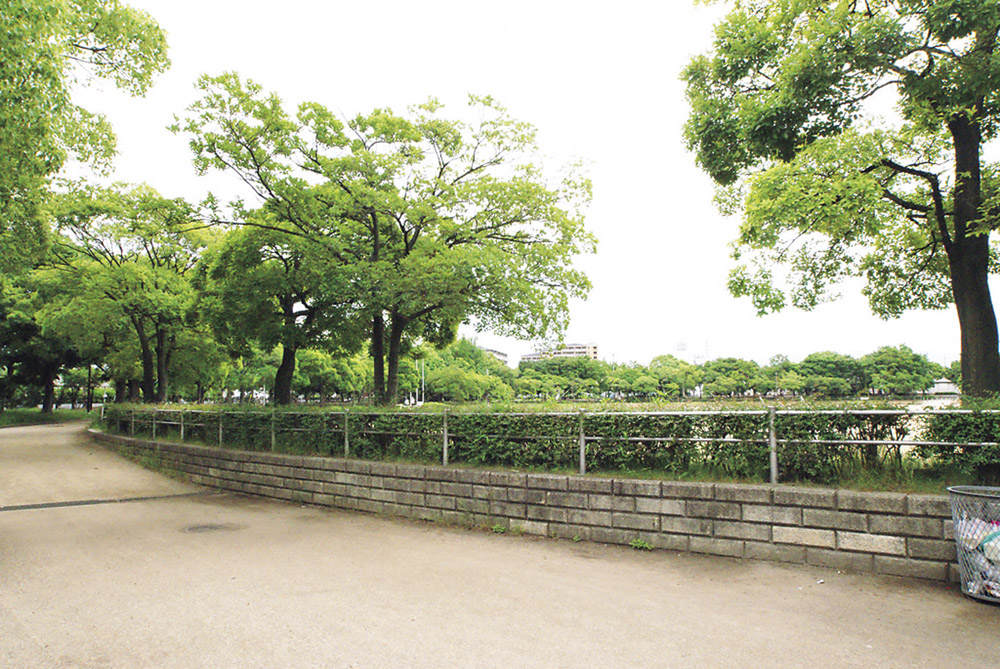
[[1, 423, 997, 667]]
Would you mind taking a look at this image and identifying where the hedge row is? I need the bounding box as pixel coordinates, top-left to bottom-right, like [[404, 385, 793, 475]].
[[101, 406, 1000, 485]]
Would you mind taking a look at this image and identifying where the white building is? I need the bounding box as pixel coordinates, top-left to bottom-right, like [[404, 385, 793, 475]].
[[521, 343, 599, 363]]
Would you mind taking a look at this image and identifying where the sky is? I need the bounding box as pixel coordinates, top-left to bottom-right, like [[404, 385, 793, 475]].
[[76, 0, 978, 368]]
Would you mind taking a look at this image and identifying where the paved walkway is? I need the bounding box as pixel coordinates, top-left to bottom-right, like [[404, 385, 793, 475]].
[[1, 423, 998, 667]]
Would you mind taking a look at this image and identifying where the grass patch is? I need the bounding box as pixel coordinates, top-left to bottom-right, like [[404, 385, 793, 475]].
[[0, 408, 91, 428]]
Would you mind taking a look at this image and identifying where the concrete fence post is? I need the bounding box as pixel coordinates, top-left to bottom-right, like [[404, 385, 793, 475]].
[[578, 409, 587, 475], [270, 410, 276, 452], [343, 410, 350, 458], [152, 408, 157, 439], [769, 407, 779, 485], [218, 411, 223, 447], [442, 410, 450, 467], [180, 411, 185, 442], [130, 409, 135, 436]]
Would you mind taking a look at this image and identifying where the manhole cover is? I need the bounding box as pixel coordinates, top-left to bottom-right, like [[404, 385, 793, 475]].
[[183, 523, 240, 533]]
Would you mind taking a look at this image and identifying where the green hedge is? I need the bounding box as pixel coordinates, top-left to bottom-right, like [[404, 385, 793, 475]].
[[100, 406, 1000, 485]]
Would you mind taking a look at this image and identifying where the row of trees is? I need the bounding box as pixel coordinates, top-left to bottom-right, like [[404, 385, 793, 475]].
[[1, 3, 594, 410]]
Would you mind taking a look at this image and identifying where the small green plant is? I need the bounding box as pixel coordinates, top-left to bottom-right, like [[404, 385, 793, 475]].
[[491, 523, 507, 534], [629, 537, 653, 551], [572, 535, 582, 542]]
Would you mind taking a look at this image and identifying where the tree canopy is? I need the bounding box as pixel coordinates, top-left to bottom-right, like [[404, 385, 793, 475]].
[[684, 0, 1000, 395], [173, 74, 595, 404], [0, 0, 168, 274]]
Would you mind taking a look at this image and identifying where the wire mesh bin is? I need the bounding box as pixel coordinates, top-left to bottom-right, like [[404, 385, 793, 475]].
[[949, 486, 1000, 603]]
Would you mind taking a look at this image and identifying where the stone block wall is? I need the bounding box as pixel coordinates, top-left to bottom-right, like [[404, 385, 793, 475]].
[[91, 430, 958, 582]]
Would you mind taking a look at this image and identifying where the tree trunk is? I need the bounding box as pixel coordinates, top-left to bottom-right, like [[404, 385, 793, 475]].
[[372, 312, 386, 400], [41, 368, 56, 414], [382, 315, 407, 406], [114, 378, 127, 403], [131, 316, 155, 403], [950, 235, 1000, 395], [948, 117, 1000, 396], [155, 327, 169, 403], [273, 345, 296, 405]]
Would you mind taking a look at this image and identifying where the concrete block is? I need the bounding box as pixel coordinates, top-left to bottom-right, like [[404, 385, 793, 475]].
[[744, 542, 806, 564], [651, 533, 689, 552], [527, 505, 568, 523], [568, 477, 614, 494], [566, 509, 612, 527], [453, 469, 491, 485], [588, 494, 635, 513], [425, 494, 456, 510], [837, 491, 907, 514], [455, 498, 490, 515], [743, 504, 802, 526], [907, 538, 957, 562], [943, 519, 954, 541], [489, 487, 509, 502], [875, 556, 948, 581], [661, 515, 712, 536], [589, 527, 632, 546], [527, 473, 569, 491], [546, 491, 587, 508], [368, 462, 397, 477], [773, 526, 836, 548], [489, 501, 526, 518], [686, 500, 741, 520], [634, 498, 685, 516], [439, 482, 474, 498], [550, 524, 592, 540], [948, 563, 962, 583], [612, 512, 659, 532], [661, 481, 714, 499], [906, 494, 951, 517], [868, 515, 942, 538], [774, 487, 836, 509], [837, 532, 906, 556], [614, 479, 661, 497], [802, 509, 867, 532], [472, 485, 492, 500], [394, 464, 426, 480], [806, 548, 875, 573], [714, 520, 771, 542], [690, 536, 744, 558], [715, 484, 773, 504], [490, 472, 527, 488]]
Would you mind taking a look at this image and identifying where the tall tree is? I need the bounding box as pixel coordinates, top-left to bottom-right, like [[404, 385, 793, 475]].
[[194, 219, 361, 404], [174, 74, 594, 404], [685, 0, 1000, 395], [49, 184, 206, 402], [0, 0, 168, 274]]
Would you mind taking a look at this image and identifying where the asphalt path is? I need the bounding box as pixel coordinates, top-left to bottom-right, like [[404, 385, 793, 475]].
[[2, 422, 998, 668]]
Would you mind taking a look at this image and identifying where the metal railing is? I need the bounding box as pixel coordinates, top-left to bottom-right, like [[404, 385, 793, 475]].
[[101, 406, 999, 483]]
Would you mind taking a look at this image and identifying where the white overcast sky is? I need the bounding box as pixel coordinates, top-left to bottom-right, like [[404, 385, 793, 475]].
[[76, 0, 979, 368]]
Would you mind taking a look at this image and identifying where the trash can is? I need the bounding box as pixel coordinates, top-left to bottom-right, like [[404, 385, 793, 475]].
[[948, 486, 1000, 603]]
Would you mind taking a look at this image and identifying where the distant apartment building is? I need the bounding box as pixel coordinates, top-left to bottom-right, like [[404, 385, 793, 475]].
[[521, 343, 599, 363], [480, 348, 508, 364]]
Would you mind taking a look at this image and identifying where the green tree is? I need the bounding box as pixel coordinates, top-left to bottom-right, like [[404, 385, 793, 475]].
[[1, 0, 168, 274], [685, 0, 1000, 395], [649, 354, 703, 397], [860, 344, 936, 394], [798, 351, 868, 394], [701, 357, 760, 396], [194, 221, 361, 404], [174, 74, 594, 405], [49, 184, 206, 402]]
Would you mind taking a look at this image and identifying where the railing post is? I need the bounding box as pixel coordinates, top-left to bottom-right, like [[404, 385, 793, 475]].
[[180, 411, 185, 442], [442, 410, 449, 466], [769, 406, 778, 485], [218, 411, 223, 447], [152, 408, 157, 439], [270, 410, 276, 452], [343, 410, 350, 458], [130, 409, 135, 436], [578, 409, 587, 475]]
